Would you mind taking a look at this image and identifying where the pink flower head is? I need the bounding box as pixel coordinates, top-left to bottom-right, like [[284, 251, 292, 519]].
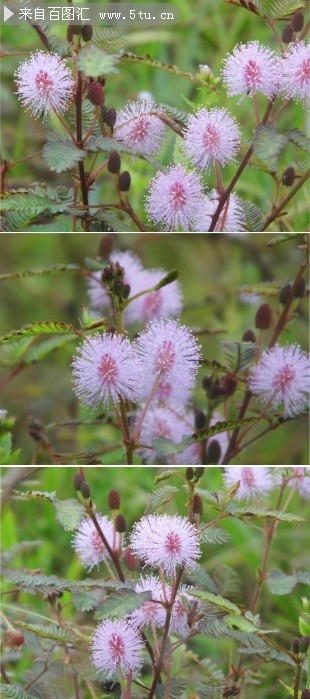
[[72, 515, 121, 570], [115, 100, 167, 155], [281, 41, 310, 106], [15, 51, 73, 119], [224, 467, 274, 500], [135, 319, 201, 406], [130, 514, 201, 576], [146, 165, 205, 231], [222, 41, 282, 98], [88, 250, 143, 315], [249, 344, 310, 417], [72, 333, 141, 408], [125, 268, 183, 325], [91, 619, 143, 678], [170, 586, 195, 636], [288, 467, 310, 499], [137, 405, 200, 465], [183, 108, 241, 170], [193, 191, 246, 232], [131, 575, 166, 628]]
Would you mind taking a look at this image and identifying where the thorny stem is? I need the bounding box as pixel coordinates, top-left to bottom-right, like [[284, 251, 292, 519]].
[[147, 566, 185, 699], [262, 170, 310, 230], [208, 98, 275, 231], [75, 71, 89, 213]]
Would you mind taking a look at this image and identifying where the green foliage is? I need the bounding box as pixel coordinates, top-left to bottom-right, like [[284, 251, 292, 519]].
[[190, 589, 241, 614], [221, 340, 257, 372], [92, 27, 128, 52], [253, 125, 287, 172], [150, 485, 179, 509], [1, 686, 33, 699], [121, 51, 211, 86], [200, 526, 231, 545], [243, 200, 265, 232], [53, 498, 85, 531], [266, 568, 310, 595], [270, 0, 306, 19], [0, 321, 75, 346], [226, 504, 306, 522], [16, 622, 73, 643], [287, 128, 310, 154], [1, 186, 73, 216], [43, 134, 87, 173], [0, 264, 80, 282], [155, 679, 187, 698], [77, 45, 121, 77], [0, 432, 21, 465], [94, 589, 152, 620]]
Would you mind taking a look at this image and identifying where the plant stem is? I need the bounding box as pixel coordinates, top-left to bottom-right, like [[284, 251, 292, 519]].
[[208, 99, 274, 231], [147, 567, 185, 699], [75, 71, 89, 212], [262, 170, 309, 230], [293, 661, 303, 699]]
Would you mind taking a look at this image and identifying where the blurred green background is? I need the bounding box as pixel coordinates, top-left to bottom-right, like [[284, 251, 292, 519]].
[[1, 0, 308, 230], [1, 466, 310, 698], [0, 232, 309, 464]]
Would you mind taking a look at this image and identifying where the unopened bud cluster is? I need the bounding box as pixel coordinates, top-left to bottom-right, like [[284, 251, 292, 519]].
[[101, 261, 131, 303]]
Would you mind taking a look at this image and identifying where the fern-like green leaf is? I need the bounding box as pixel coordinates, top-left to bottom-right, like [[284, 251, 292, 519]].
[[287, 128, 310, 153], [221, 340, 257, 372], [270, 0, 306, 19], [53, 498, 85, 531], [121, 52, 212, 86], [1, 186, 74, 218], [93, 27, 128, 52], [1, 686, 32, 699], [200, 526, 231, 545], [0, 264, 80, 282], [266, 568, 310, 595], [94, 589, 152, 620], [243, 200, 265, 232], [149, 485, 179, 509], [227, 504, 306, 522], [43, 134, 87, 173], [77, 45, 121, 77], [253, 124, 287, 171], [0, 322, 75, 346], [190, 590, 241, 614]]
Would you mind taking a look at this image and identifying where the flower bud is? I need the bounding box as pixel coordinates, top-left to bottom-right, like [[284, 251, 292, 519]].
[[108, 151, 121, 174], [89, 82, 105, 106], [279, 282, 292, 305], [221, 374, 237, 396], [301, 690, 310, 699], [72, 25, 82, 35], [118, 171, 131, 192], [73, 472, 84, 491], [299, 635, 310, 653], [98, 234, 113, 259], [282, 166, 295, 187], [282, 24, 294, 43], [242, 329, 256, 343], [5, 629, 25, 649], [80, 480, 91, 499], [193, 493, 203, 516], [108, 489, 121, 510], [294, 277, 306, 298], [193, 467, 205, 480], [123, 283, 131, 299], [82, 24, 93, 41], [207, 439, 221, 465], [105, 107, 117, 128], [186, 467, 194, 481], [124, 548, 139, 571], [291, 637, 300, 654], [291, 12, 304, 32], [255, 303, 272, 330], [115, 514, 127, 533], [194, 409, 206, 431]]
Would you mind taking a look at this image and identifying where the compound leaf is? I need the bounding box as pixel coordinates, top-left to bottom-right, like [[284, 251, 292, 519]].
[[43, 134, 87, 173]]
